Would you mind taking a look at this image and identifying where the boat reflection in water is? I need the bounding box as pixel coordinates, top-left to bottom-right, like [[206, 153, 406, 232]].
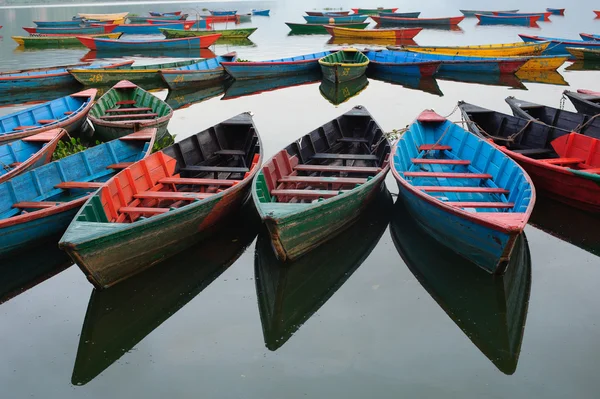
[[222, 70, 321, 100], [327, 37, 417, 47], [0, 235, 72, 304], [165, 81, 227, 110], [319, 74, 369, 105], [391, 199, 531, 375], [367, 69, 443, 96], [436, 70, 528, 90], [80, 48, 217, 62], [565, 61, 600, 72], [214, 38, 256, 47], [0, 85, 81, 108], [515, 70, 569, 86], [255, 189, 392, 351], [529, 196, 600, 257], [71, 202, 259, 385]]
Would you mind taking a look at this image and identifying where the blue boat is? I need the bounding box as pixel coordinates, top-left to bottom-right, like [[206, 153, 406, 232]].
[[0, 60, 133, 91], [476, 14, 540, 26], [188, 20, 210, 29], [303, 15, 369, 24], [221, 51, 332, 80], [365, 50, 441, 77], [390, 110, 535, 274], [113, 22, 189, 34], [34, 20, 88, 27], [379, 12, 421, 18], [580, 33, 600, 41], [210, 10, 237, 16], [160, 53, 237, 89], [519, 34, 600, 55], [0, 129, 155, 258], [546, 8, 565, 15], [252, 9, 270, 16], [23, 25, 110, 35], [495, 11, 552, 21], [149, 11, 182, 17], [128, 15, 185, 23], [0, 89, 96, 143]]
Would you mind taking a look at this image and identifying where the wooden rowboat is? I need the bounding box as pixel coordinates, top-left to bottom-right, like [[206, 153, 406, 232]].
[[580, 33, 600, 41], [303, 15, 368, 24], [69, 59, 199, 87], [563, 90, 600, 115], [566, 47, 600, 61], [149, 11, 182, 16], [160, 27, 257, 39], [0, 129, 66, 184], [306, 11, 351, 16], [494, 11, 552, 21], [595, 11, 600, 18], [351, 8, 398, 15], [460, 102, 600, 213], [78, 12, 129, 24], [128, 15, 187, 23], [0, 129, 155, 258], [392, 110, 535, 274], [221, 51, 332, 80], [286, 22, 369, 34], [34, 20, 89, 27], [476, 14, 541, 26], [0, 89, 96, 143], [401, 41, 550, 57], [324, 25, 422, 40], [59, 113, 262, 288], [23, 25, 116, 35], [77, 35, 221, 51], [319, 48, 369, 83], [88, 80, 173, 142], [519, 35, 600, 56], [378, 12, 421, 18], [12, 33, 122, 48], [364, 50, 441, 77], [113, 21, 195, 34], [252, 106, 390, 261], [372, 15, 465, 26], [252, 9, 270, 16], [547, 8, 565, 15], [160, 54, 237, 90], [391, 199, 531, 374], [209, 10, 237, 16], [460, 9, 519, 17]]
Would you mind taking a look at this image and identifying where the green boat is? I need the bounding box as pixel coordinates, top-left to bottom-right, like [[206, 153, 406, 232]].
[[69, 59, 200, 87], [319, 48, 370, 83], [566, 47, 600, 61], [319, 74, 369, 105], [252, 106, 390, 261], [160, 27, 258, 39], [88, 80, 173, 142], [238, 13, 252, 23], [352, 7, 398, 15], [286, 22, 369, 34], [566, 60, 600, 71], [12, 33, 122, 48], [255, 189, 391, 351]]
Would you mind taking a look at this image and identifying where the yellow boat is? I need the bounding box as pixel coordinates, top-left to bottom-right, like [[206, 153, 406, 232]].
[[324, 25, 422, 40], [518, 56, 567, 71], [78, 12, 129, 24], [403, 41, 550, 57]]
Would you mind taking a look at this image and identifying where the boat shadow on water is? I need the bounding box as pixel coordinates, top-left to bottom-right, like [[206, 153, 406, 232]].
[[80, 49, 217, 62], [254, 189, 392, 351], [367, 69, 444, 96], [221, 71, 322, 100], [165, 81, 227, 110], [319, 74, 369, 105], [70, 201, 260, 385], [436, 70, 528, 90], [390, 199, 531, 375]]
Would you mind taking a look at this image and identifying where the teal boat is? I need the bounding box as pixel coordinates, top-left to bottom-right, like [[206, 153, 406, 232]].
[[319, 48, 370, 83]]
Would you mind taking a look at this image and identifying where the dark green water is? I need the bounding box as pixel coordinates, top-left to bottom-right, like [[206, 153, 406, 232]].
[[1, 1, 600, 398]]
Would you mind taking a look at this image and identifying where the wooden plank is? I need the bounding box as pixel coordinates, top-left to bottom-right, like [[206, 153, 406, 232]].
[[445, 201, 514, 209], [133, 191, 213, 201], [405, 172, 491, 179], [279, 176, 367, 184], [415, 186, 509, 194], [159, 177, 238, 186], [106, 107, 152, 113], [13, 201, 58, 209], [12, 126, 38, 131], [55, 181, 104, 189], [411, 159, 471, 165], [38, 119, 58, 124], [419, 144, 452, 151], [312, 153, 378, 161], [181, 166, 249, 173], [215, 149, 245, 156], [512, 148, 554, 156], [540, 157, 585, 165], [99, 113, 158, 120], [116, 100, 137, 105], [107, 162, 133, 169], [120, 130, 155, 141], [294, 164, 381, 174], [337, 137, 369, 143], [119, 206, 170, 214], [271, 189, 343, 199]]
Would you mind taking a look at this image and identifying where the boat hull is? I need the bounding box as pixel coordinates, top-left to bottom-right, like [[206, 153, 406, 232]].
[[161, 69, 225, 89], [368, 59, 440, 77], [476, 14, 540, 26], [222, 52, 330, 80], [351, 8, 398, 15], [567, 47, 600, 61], [286, 22, 369, 34], [460, 9, 519, 17], [324, 25, 422, 39], [12, 33, 122, 48], [495, 12, 552, 21], [303, 15, 368, 24], [404, 42, 549, 56], [24, 25, 114, 35], [77, 35, 220, 51], [519, 35, 600, 56], [564, 90, 600, 115], [160, 27, 257, 39], [113, 22, 191, 34], [373, 16, 464, 26]]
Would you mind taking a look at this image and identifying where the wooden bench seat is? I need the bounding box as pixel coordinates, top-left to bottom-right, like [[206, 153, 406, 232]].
[[13, 201, 59, 209], [133, 191, 213, 201], [22, 130, 62, 142], [119, 206, 170, 215], [116, 100, 137, 105], [100, 113, 158, 120], [181, 166, 249, 174], [279, 176, 367, 185], [512, 148, 554, 156], [120, 130, 155, 141], [64, 111, 74, 115], [294, 164, 381, 174], [159, 177, 238, 186], [106, 107, 152, 113], [55, 181, 104, 190], [312, 153, 378, 161], [215, 149, 245, 156], [107, 162, 133, 169], [271, 189, 344, 199], [540, 157, 585, 165], [405, 172, 492, 179], [445, 201, 514, 209], [337, 137, 369, 143], [12, 126, 38, 131], [416, 186, 509, 194], [411, 159, 470, 165], [37, 119, 58, 124], [419, 144, 452, 151]]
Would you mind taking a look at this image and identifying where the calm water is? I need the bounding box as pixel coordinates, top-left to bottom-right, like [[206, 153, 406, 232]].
[[1, 1, 600, 398]]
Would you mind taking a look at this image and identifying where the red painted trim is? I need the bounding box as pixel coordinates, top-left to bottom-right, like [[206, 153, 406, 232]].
[[498, 59, 528, 74], [521, 34, 600, 47], [418, 62, 441, 77]]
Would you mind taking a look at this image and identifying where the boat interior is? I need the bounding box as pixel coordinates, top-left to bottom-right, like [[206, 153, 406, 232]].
[[0, 130, 61, 177]]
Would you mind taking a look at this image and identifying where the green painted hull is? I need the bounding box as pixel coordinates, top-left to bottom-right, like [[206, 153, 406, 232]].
[[161, 27, 257, 39], [354, 8, 396, 15], [319, 74, 369, 105], [13, 34, 119, 48], [93, 118, 170, 142], [319, 50, 370, 83], [286, 22, 369, 34]]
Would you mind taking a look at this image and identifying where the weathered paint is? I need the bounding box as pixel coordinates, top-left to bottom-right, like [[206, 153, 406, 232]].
[[476, 14, 540, 26], [324, 25, 422, 40], [23, 25, 116, 35], [160, 55, 235, 90], [372, 15, 465, 26], [319, 49, 369, 83], [160, 27, 257, 39], [351, 7, 398, 15], [303, 15, 368, 24], [563, 90, 600, 115], [12, 33, 122, 48], [404, 41, 549, 56], [519, 34, 600, 55], [221, 51, 331, 80], [77, 35, 221, 51], [286, 22, 369, 34], [567, 47, 600, 61]]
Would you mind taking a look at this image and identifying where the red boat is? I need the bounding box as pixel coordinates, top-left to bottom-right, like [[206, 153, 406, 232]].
[[22, 24, 117, 35], [203, 15, 240, 23], [595, 10, 600, 18]]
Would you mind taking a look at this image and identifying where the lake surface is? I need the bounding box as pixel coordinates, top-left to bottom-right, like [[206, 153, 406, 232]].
[[1, 1, 600, 398]]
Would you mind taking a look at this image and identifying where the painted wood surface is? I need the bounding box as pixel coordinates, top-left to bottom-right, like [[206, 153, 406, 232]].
[[77, 35, 221, 51], [476, 14, 540, 26], [160, 27, 257, 39], [402, 41, 550, 56], [351, 7, 398, 15], [12, 33, 122, 48], [494, 11, 552, 21], [324, 25, 422, 39], [319, 49, 370, 83], [460, 9, 519, 16], [113, 21, 194, 34], [221, 51, 332, 80], [372, 15, 465, 26], [519, 34, 600, 55], [303, 15, 368, 24], [23, 25, 116, 35], [160, 54, 236, 89], [286, 22, 369, 34], [563, 90, 600, 115]]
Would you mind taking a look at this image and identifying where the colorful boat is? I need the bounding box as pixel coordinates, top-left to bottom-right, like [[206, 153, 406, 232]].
[[113, 21, 195, 34], [519, 35, 600, 56], [160, 54, 237, 89], [595, 10, 600, 18], [187, 19, 211, 29], [0, 89, 96, 143], [222, 71, 321, 100], [252, 9, 270, 16], [563, 90, 600, 115], [351, 8, 398, 15], [0, 129, 154, 258], [88, 80, 173, 142], [160, 27, 257, 39], [34, 20, 89, 27], [319, 75, 369, 105], [221, 51, 332, 80], [391, 199, 531, 375], [580, 33, 600, 41], [391, 109, 535, 274], [12, 33, 123, 48], [69, 59, 200, 87], [546, 8, 565, 15], [476, 14, 541, 26], [401, 41, 550, 56], [252, 106, 390, 261], [460, 102, 600, 213], [324, 25, 422, 39], [319, 48, 369, 83], [23, 25, 116, 35], [566, 47, 600, 61], [460, 9, 519, 17], [0, 129, 66, 184], [149, 11, 182, 16], [372, 15, 465, 26], [306, 11, 351, 16], [303, 15, 369, 24], [255, 189, 391, 351], [202, 15, 239, 23], [494, 11, 552, 21], [128, 15, 187, 23], [78, 12, 129, 24], [0, 60, 132, 90], [209, 10, 237, 16], [59, 113, 262, 288], [286, 22, 369, 34], [364, 50, 441, 76], [77, 35, 221, 51], [378, 11, 421, 18]]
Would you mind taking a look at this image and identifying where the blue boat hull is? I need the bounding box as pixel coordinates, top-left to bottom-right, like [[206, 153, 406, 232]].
[[477, 15, 537, 26], [222, 51, 331, 80], [30, 26, 106, 34], [210, 10, 237, 16], [189, 20, 209, 29], [92, 37, 203, 51], [581, 33, 600, 41], [0, 74, 75, 90], [114, 23, 186, 34], [161, 55, 234, 89], [520, 35, 600, 55], [368, 62, 430, 76], [496, 12, 551, 21], [303, 15, 368, 23], [34, 20, 86, 27], [379, 12, 421, 18], [252, 9, 270, 16]]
